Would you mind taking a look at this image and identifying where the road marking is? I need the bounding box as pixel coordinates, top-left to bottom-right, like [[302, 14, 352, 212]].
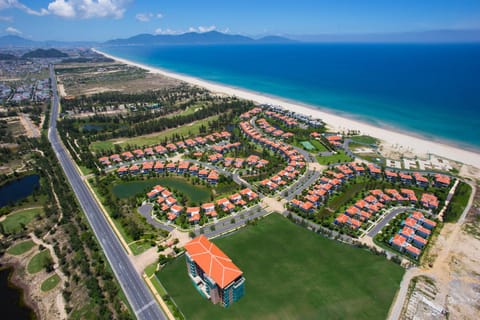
[[135, 300, 156, 316]]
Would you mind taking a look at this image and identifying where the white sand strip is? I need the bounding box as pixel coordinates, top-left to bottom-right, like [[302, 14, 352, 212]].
[[93, 48, 480, 169]]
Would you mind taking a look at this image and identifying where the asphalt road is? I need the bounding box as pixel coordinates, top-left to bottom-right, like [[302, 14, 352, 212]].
[[367, 207, 410, 238], [48, 65, 166, 320], [199, 204, 268, 238]]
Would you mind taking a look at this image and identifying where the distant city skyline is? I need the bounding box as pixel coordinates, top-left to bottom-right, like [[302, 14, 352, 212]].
[[0, 0, 480, 41]]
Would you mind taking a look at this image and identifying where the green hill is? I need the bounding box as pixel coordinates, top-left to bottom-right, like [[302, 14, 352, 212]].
[[22, 48, 68, 58]]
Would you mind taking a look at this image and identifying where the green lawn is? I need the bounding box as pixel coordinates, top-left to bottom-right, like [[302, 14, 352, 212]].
[[27, 249, 52, 274], [129, 240, 154, 256], [444, 181, 472, 222], [7, 240, 35, 255], [90, 115, 220, 152], [41, 274, 60, 292], [328, 181, 368, 212], [90, 140, 115, 153], [157, 214, 404, 320], [317, 150, 353, 165], [78, 165, 93, 176], [112, 177, 211, 205], [310, 139, 329, 151], [0, 207, 43, 234], [349, 135, 379, 145]]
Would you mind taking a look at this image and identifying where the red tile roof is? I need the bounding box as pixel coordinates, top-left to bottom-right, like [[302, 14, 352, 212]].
[[185, 235, 243, 289]]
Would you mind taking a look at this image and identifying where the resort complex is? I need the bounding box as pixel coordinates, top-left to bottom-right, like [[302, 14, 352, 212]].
[[185, 235, 245, 307], [1, 43, 477, 320]]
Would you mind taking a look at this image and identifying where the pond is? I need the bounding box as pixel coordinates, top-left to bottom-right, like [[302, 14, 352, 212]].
[[0, 267, 36, 319], [0, 175, 40, 208]]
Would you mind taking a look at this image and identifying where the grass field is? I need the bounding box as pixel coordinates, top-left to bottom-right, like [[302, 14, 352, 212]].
[[349, 135, 379, 145], [0, 207, 43, 234], [157, 214, 404, 320], [111, 177, 211, 204], [310, 139, 329, 151], [444, 181, 472, 222], [90, 115, 219, 152], [7, 240, 35, 255], [317, 150, 353, 165], [27, 250, 52, 274], [41, 274, 60, 292]]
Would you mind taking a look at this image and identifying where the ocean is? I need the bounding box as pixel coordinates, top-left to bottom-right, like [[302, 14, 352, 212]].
[[103, 43, 480, 151]]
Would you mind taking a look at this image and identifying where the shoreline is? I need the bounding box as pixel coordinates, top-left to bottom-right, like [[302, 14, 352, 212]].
[[93, 48, 480, 169], [0, 263, 39, 319]]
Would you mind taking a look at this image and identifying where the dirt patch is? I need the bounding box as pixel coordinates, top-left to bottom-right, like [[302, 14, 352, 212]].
[[2, 245, 66, 320]]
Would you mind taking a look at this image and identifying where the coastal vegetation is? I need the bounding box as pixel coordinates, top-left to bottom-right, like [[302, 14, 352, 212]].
[[444, 181, 472, 222], [157, 213, 403, 320]]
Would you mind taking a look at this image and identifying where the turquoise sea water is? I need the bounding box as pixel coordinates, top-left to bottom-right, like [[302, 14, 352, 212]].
[[103, 43, 480, 151]]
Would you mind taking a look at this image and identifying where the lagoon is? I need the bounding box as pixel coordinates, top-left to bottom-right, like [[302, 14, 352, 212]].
[[0, 175, 40, 208]]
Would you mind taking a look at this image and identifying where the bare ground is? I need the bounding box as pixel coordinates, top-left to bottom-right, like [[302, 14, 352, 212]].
[[395, 182, 480, 320]]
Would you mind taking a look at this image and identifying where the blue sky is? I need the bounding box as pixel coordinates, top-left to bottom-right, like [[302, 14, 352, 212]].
[[0, 0, 479, 41]]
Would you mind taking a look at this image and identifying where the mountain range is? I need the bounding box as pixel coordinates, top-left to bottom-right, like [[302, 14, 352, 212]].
[[103, 31, 295, 46], [0, 29, 479, 48]]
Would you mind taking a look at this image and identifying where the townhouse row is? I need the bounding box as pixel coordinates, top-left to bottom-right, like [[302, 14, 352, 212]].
[[146, 184, 259, 224], [239, 120, 306, 192], [289, 161, 370, 214], [335, 189, 439, 230], [118, 160, 220, 184], [389, 211, 437, 259], [197, 152, 269, 170], [98, 131, 232, 166], [264, 110, 298, 127], [256, 118, 294, 140]]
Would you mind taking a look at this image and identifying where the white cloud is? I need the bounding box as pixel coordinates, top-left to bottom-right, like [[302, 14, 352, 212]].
[[0, 1, 129, 19], [154, 28, 181, 35], [5, 26, 21, 34], [187, 25, 217, 33], [48, 0, 75, 18], [136, 12, 163, 22], [0, 15, 13, 22], [154, 25, 220, 35], [48, 0, 128, 19], [0, 0, 48, 16]]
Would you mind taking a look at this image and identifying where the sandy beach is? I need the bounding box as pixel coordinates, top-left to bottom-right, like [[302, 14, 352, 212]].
[[94, 49, 480, 169]]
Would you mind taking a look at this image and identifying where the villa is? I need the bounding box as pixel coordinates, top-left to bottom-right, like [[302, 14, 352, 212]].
[[185, 235, 245, 307]]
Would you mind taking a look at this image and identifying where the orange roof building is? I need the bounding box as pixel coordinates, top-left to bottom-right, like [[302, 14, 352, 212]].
[[185, 235, 245, 307]]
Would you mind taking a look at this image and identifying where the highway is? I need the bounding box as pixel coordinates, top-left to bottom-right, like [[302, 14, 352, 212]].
[[48, 65, 166, 320]]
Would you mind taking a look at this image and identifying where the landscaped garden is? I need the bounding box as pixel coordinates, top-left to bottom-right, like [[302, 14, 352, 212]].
[[316, 149, 353, 165], [6, 240, 35, 255], [0, 207, 43, 234], [27, 249, 53, 274], [156, 213, 404, 320], [112, 176, 212, 204]]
